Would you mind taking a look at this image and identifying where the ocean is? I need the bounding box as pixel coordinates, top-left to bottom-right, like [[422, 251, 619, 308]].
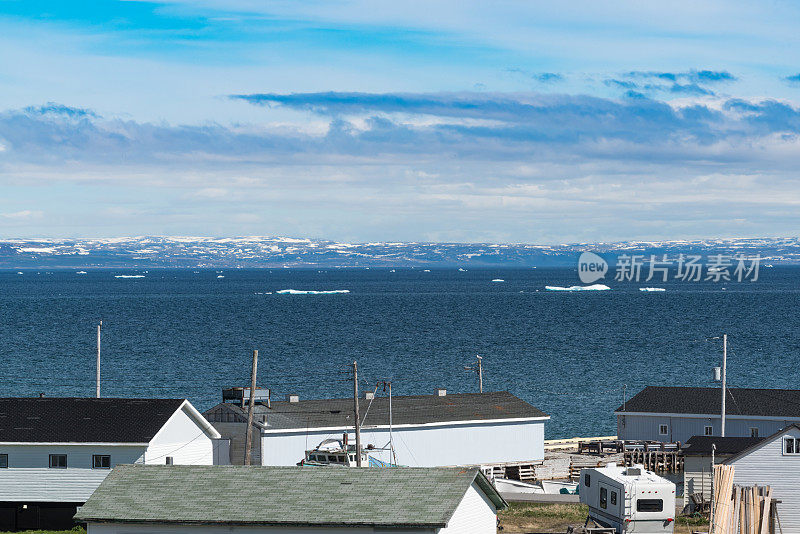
[[1, 267, 798, 438]]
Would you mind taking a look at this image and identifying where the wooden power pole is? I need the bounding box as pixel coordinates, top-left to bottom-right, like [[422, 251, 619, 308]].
[[352, 361, 362, 467], [721, 334, 727, 437], [96, 321, 102, 398], [244, 349, 258, 466]]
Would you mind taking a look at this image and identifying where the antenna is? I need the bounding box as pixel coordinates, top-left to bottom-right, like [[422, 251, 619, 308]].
[[96, 321, 102, 398]]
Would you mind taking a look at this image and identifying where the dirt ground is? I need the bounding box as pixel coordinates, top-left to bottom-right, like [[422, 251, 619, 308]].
[[498, 502, 708, 533]]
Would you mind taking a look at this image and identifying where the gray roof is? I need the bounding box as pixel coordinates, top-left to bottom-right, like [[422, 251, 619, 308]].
[[75, 464, 506, 527], [205, 391, 547, 431], [723, 423, 800, 464], [616, 386, 800, 418], [681, 436, 764, 456], [0, 398, 185, 443]]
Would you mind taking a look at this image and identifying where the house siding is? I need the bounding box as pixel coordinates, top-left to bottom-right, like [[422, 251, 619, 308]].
[[617, 414, 799, 443], [88, 524, 436, 534], [727, 426, 800, 533], [0, 445, 146, 502], [439, 481, 498, 534], [144, 404, 216, 465], [261, 420, 545, 467]]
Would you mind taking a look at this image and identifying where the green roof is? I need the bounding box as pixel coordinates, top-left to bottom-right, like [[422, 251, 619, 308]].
[[75, 465, 506, 528]]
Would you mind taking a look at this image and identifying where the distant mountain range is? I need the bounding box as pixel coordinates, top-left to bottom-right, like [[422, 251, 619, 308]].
[[1, 236, 799, 269]]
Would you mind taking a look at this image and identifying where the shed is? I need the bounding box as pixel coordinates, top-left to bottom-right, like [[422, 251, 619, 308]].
[[616, 386, 800, 443], [75, 464, 507, 534], [722, 424, 800, 532], [679, 436, 762, 509], [205, 390, 549, 466]]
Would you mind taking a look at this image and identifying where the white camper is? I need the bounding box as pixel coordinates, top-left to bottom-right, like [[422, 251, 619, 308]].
[[579, 464, 676, 533]]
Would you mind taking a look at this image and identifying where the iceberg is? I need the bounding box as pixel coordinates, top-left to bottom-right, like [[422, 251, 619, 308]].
[[639, 287, 666, 292], [491, 279, 505, 282], [545, 284, 611, 291], [114, 275, 145, 279], [276, 289, 350, 295], [217, 275, 225, 279], [76, 271, 87, 275]]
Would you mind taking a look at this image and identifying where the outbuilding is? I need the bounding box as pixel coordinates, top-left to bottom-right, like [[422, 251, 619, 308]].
[[204, 389, 549, 466], [75, 464, 507, 534], [0, 397, 222, 531], [723, 424, 800, 532], [616, 386, 800, 443]]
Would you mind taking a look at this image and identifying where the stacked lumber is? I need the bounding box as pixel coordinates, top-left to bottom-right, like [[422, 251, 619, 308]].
[[711, 464, 775, 534]]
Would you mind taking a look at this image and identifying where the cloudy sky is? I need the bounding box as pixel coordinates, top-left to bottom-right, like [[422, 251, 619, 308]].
[[1, 1, 800, 243]]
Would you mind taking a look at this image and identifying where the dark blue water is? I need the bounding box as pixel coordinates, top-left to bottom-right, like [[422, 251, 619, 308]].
[[1, 267, 798, 438]]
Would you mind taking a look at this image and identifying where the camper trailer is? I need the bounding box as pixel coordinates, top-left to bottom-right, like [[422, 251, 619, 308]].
[[579, 464, 675, 533]]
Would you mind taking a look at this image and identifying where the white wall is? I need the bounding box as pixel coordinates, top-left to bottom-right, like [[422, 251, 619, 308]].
[[439, 482, 498, 534], [88, 523, 435, 534], [261, 420, 546, 467], [144, 404, 216, 465], [0, 444, 146, 502], [727, 426, 800, 532], [618, 414, 800, 443]]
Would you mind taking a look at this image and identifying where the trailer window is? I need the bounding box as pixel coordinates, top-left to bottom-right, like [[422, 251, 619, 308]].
[[600, 487, 607, 509], [584, 473, 590, 487], [637, 499, 663, 512], [611, 491, 617, 505]]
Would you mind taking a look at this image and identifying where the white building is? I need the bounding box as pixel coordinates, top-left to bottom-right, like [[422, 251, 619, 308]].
[[75, 464, 507, 534], [723, 424, 800, 533], [616, 386, 800, 443], [0, 397, 222, 531], [205, 389, 549, 467]]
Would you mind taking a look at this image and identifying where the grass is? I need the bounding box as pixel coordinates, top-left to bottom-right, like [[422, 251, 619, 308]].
[[0, 529, 85, 534], [499, 502, 709, 533]]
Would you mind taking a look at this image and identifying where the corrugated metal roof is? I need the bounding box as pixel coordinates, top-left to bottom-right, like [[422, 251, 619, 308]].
[[617, 386, 800, 417], [75, 464, 505, 527], [205, 391, 548, 431], [0, 398, 185, 443]]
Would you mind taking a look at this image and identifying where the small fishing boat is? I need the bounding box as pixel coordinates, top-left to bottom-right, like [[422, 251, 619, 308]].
[[492, 478, 545, 494], [298, 439, 368, 467], [541, 479, 579, 494]]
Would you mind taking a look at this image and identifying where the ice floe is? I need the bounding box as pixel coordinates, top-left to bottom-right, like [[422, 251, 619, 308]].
[[276, 289, 350, 295], [639, 287, 666, 292], [114, 275, 145, 279], [545, 284, 610, 291]]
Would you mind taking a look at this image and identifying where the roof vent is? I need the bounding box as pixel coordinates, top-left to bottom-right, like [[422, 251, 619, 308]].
[[286, 394, 299, 403], [436, 388, 447, 396], [364, 391, 375, 400]]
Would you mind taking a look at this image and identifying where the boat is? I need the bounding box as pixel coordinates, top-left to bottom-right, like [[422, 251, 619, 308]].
[[298, 438, 368, 467], [541, 479, 579, 494], [492, 478, 545, 494]]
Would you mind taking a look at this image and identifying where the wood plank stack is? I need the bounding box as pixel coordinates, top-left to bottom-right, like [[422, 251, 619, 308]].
[[710, 464, 776, 534]]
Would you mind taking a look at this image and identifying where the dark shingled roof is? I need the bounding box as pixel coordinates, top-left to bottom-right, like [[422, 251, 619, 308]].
[[205, 391, 548, 431], [0, 398, 185, 443], [616, 386, 800, 418], [75, 464, 506, 527], [681, 436, 764, 455]]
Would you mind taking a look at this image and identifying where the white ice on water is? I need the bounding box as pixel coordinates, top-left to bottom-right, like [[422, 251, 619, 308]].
[[276, 289, 350, 295], [114, 275, 145, 279], [545, 284, 611, 291], [639, 287, 666, 292]]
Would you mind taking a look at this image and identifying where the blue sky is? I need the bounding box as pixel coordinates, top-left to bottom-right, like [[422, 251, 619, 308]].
[[1, 1, 800, 242]]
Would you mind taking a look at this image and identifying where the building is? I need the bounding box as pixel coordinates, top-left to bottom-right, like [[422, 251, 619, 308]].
[[204, 389, 549, 466], [0, 397, 222, 531], [75, 464, 507, 534], [615, 386, 800, 443], [723, 424, 800, 532], [680, 435, 762, 509]]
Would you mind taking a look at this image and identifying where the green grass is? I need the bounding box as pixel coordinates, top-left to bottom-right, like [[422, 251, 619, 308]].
[[502, 502, 589, 521], [0, 529, 85, 534]]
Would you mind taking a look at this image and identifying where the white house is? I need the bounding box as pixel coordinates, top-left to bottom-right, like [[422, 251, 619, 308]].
[[204, 389, 549, 467], [616, 386, 800, 443], [0, 397, 222, 531], [75, 464, 507, 534], [723, 424, 800, 533]]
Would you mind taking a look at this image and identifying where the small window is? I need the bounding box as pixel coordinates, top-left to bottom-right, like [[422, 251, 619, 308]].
[[750, 428, 759, 438], [0, 454, 7, 468], [165, 457, 174, 465], [49, 454, 67, 468], [637, 499, 663, 512], [600, 487, 607, 509], [611, 491, 617, 506], [349, 454, 355, 461], [92, 455, 110, 469], [337, 455, 346, 463], [784, 437, 798, 455], [584, 473, 591, 487], [659, 424, 668, 435], [704, 426, 713, 436]]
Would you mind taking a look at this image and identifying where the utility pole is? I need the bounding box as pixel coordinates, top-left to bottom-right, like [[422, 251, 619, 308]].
[[465, 355, 483, 393], [352, 361, 362, 467], [244, 349, 258, 466], [721, 334, 727, 437], [96, 321, 102, 398]]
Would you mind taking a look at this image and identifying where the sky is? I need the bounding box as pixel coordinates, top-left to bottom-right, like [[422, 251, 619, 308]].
[[1, 1, 800, 243]]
